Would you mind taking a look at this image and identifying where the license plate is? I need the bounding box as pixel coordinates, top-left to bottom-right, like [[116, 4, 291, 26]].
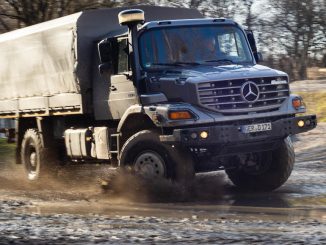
[[241, 122, 272, 133]]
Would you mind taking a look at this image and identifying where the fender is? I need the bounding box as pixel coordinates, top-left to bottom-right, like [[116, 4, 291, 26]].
[[117, 104, 150, 133]]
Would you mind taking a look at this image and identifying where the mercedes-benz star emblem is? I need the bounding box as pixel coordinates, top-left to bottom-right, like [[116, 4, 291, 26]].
[[241, 81, 260, 103]]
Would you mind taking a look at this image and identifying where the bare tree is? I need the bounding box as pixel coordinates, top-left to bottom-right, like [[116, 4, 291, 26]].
[[0, 0, 118, 31], [1, 0, 324, 77], [0, 0, 241, 32], [241, 0, 255, 29], [202, 0, 237, 18], [164, 0, 201, 8], [153, 0, 237, 18], [258, 0, 326, 80]]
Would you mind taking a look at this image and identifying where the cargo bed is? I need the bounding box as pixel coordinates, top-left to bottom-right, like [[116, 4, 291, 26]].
[[0, 6, 202, 118]]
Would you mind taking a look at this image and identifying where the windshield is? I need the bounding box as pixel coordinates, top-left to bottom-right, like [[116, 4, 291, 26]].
[[139, 25, 254, 69]]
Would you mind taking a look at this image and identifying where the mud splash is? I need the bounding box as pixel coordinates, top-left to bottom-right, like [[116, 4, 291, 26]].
[[0, 155, 226, 204], [100, 170, 225, 203]]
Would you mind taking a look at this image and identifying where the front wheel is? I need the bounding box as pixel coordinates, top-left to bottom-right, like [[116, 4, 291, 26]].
[[119, 130, 195, 184], [225, 137, 295, 191]]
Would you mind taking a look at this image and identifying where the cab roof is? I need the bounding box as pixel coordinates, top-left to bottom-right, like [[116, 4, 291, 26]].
[[141, 18, 238, 30]]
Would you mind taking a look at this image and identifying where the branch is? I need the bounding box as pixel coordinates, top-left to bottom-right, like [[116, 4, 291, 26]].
[[0, 12, 25, 21], [0, 16, 11, 31]]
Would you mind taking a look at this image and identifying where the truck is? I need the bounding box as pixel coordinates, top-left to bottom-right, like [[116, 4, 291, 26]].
[[0, 6, 316, 191]]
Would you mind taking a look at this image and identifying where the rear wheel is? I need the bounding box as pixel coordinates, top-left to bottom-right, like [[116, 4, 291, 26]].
[[119, 130, 195, 184], [225, 137, 295, 191], [21, 129, 57, 181]]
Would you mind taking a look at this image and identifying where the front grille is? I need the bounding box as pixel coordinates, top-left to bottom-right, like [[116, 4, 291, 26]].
[[197, 77, 289, 114]]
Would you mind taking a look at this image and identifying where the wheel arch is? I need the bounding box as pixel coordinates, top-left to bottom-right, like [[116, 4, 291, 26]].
[[119, 129, 195, 183], [117, 107, 157, 144]]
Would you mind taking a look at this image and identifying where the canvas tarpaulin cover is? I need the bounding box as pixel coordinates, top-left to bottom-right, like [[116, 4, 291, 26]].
[[0, 6, 202, 115]]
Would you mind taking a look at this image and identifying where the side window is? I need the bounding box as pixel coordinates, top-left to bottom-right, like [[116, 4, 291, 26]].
[[218, 33, 239, 57], [117, 38, 129, 74]]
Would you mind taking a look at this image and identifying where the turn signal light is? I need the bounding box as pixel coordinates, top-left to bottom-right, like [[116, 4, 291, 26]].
[[168, 111, 193, 120], [292, 97, 303, 109]]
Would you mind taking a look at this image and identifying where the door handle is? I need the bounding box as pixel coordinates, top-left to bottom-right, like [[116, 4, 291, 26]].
[[110, 85, 117, 91]]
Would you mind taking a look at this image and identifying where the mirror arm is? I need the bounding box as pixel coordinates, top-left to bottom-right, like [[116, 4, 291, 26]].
[[98, 62, 111, 74]]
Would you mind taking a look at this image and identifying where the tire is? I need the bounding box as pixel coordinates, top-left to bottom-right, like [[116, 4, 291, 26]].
[[21, 129, 57, 181], [225, 137, 295, 191], [119, 130, 195, 184]]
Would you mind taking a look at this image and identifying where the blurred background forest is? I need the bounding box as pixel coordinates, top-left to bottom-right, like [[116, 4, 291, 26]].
[[0, 0, 325, 81]]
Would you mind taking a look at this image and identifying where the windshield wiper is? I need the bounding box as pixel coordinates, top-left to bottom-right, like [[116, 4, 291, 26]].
[[204, 59, 235, 64], [151, 61, 201, 67]]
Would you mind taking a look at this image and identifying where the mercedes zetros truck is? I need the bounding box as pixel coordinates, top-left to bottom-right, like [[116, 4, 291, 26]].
[[0, 6, 316, 191]]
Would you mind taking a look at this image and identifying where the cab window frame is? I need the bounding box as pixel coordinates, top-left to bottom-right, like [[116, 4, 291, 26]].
[[138, 24, 254, 70]]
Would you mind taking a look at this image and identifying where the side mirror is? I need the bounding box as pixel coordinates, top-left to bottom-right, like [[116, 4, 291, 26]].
[[98, 40, 112, 63], [245, 30, 260, 63], [98, 39, 118, 74], [257, 52, 264, 62]]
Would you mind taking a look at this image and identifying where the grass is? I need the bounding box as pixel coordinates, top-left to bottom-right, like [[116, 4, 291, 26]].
[[0, 138, 15, 160], [297, 92, 326, 122]]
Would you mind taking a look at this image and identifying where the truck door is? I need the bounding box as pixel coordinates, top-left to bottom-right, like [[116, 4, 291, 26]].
[[108, 37, 138, 119]]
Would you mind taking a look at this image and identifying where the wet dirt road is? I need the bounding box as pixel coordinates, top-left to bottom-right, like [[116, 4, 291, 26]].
[[0, 124, 325, 244]]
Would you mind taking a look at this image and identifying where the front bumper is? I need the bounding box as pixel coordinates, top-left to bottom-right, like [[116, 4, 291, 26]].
[[160, 115, 317, 146]]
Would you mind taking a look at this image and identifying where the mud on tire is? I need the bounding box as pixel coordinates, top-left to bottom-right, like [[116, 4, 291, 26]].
[[21, 129, 57, 181], [225, 137, 295, 191], [119, 130, 195, 184]]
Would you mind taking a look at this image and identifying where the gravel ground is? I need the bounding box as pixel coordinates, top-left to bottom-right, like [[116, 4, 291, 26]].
[[0, 199, 325, 245]]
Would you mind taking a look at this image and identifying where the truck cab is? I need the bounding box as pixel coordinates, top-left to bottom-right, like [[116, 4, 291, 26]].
[[6, 7, 315, 191], [94, 9, 316, 191]]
